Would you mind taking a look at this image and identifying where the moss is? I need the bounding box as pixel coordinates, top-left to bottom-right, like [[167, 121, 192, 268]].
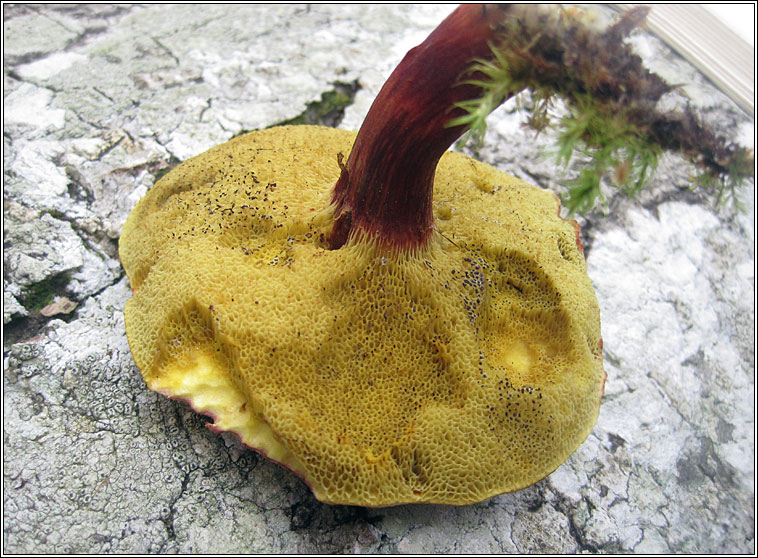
[[22, 272, 72, 313], [151, 155, 182, 183], [230, 81, 361, 141], [451, 5, 753, 214], [270, 80, 360, 128]]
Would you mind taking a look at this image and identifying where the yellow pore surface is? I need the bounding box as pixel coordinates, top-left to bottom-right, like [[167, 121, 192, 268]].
[[119, 125, 604, 506]]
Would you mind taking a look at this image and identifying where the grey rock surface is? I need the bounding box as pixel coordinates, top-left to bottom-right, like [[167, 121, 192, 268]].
[[3, 4, 754, 553]]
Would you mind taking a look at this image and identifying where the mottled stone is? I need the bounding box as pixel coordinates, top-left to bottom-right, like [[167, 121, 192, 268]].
[[3, 4, 754, 554]]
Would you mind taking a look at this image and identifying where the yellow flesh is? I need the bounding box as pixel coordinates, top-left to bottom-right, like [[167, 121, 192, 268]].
[[119, 126, 604, 506]]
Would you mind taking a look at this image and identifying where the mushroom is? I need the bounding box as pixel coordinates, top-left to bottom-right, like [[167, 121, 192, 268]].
[[121, 4, 693, 506]]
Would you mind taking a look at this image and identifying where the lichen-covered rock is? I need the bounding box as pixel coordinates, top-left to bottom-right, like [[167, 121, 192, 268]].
[[3, 4, 753, 554]]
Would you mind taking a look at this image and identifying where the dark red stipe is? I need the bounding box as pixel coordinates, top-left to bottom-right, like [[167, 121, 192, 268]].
[[329, 4, 510, 250]]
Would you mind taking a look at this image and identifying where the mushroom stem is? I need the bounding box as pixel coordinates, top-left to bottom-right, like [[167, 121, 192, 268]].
[[329, 4, 511, 250]]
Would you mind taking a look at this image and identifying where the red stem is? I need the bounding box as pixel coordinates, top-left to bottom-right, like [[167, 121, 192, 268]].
[[329, 4, 510, 250]]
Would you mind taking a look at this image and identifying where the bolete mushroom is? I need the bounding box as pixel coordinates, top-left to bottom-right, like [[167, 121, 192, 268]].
[[121, 4, 745, 506]]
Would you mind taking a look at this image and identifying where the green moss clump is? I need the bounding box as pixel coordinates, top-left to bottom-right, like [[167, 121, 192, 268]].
[[270, 80, 360, 128], [22, 272, 72, 313], [449, 5, 753, 214]]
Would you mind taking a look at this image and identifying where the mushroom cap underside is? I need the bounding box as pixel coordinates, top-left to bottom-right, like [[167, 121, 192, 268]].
[[119, 125, 604, 506]]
